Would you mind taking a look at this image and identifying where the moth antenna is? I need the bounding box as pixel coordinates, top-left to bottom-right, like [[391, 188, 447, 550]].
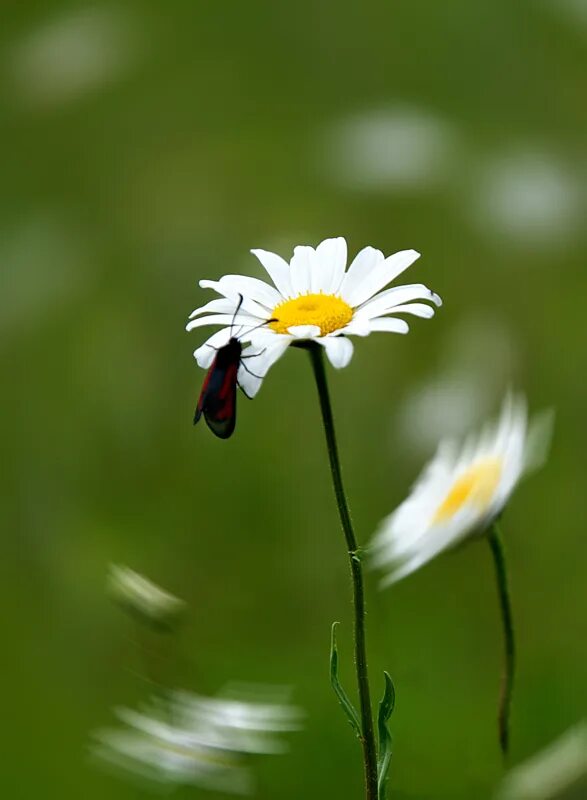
[[230, 293, 245, 337], [236, 317, 278, 340]]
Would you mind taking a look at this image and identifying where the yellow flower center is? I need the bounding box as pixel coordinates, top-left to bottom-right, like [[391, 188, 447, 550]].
[[433, 458, 503, 523], [270, 293, 353, 336]]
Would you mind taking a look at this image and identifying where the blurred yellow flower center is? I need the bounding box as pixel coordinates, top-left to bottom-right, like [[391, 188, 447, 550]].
[[433, 458, 503, 523], [270, 293, 353, 336]]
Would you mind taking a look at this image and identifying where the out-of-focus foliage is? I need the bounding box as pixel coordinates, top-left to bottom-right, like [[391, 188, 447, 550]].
[[1, 2, 585, 799]]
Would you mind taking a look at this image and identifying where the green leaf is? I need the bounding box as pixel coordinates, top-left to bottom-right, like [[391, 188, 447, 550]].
[[329, 622, 361, 738], [377, 671, 396, 800]]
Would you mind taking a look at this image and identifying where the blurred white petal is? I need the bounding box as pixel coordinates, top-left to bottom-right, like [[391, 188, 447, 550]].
[[494, 721, 587, 800], [395, 315, 518, 455], [7, 8, 139, 109], [320, 106, 457, 192], [468, 150, 582, 249], [108, 565, 185, 629], [93, 685, 303, 794]]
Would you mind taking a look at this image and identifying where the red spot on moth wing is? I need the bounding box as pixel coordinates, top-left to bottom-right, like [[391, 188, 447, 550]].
[[219, 361, 239, 399], [216, 391, 235, 421], [214, 361, 238, 420]]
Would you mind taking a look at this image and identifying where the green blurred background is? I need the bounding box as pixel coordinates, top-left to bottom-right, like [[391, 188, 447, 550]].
[[2, 2, 586, 798]]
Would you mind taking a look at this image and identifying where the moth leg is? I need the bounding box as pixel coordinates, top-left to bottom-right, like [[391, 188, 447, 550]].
[[240, 347, 267, 360], [237, 379, 254, 400], [239, 360, 264, 380]]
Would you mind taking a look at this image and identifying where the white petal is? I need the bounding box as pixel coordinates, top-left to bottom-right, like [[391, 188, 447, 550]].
[[251, 248, 293, 298], [198, 280, 269, 319], [357, 284, 441, 320], [237, 368, 262, 399], [338, 246, 384, 305], [320, 336, 354, 368], [315, 237, 348, 294], [290, 246, 315, 296], [252, 338, 291, 373], [193, 328, 232, 367], [337, 317, 372, 336], [376, 545, 430, 585], [185, 313, 260, 332], [212, 274, 282, 309], [371, 495, 480, 586], [380, 248, 422, 281], [346, 249, 421, 307], [287, 324, 321, 338], [382, 302, 436, 318], [249, 328, 291, 346], [366, 317, 410, 334], [237, 339, 290, 398], [188, 298, 236, 320], [523, 408, 554, 474]]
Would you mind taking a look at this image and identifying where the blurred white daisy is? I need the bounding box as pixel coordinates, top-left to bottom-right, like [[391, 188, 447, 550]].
[[186, 237, 441, 397], [321, 106, 457, 193], [371, 395, 553, 585], [93, 685, 304, 794]]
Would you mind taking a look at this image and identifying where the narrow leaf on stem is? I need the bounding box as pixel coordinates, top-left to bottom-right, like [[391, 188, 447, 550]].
[[329, 622, 362, 738], [377, 671, 396, 800]]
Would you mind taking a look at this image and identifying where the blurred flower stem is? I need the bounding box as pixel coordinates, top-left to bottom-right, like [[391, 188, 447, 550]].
[[488, 520, 516, 758], [307, 342, 379, 800]]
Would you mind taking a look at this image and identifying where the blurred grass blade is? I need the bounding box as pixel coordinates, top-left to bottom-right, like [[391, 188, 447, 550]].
[[377, 671, 396, 799], [329, 622, 361, 737]]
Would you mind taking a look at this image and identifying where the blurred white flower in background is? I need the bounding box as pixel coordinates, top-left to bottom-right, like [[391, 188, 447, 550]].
[[371, 395, 553, 585], [395, 315, 518, 456], [6, 7, 140, 109], [468, 150, 583, 249], [320, 107, 585, 253], [320, 106, 458, 192], [494, 721, 587, 800], [543, 0, 587, 30], [93, 684, 304, 794], [396, 375, 489, 456], [187, 236, 441, 396], [108, 564, 186, 630]]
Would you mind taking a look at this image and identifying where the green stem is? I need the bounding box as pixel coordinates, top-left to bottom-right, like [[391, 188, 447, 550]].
[[307, 343, 379, 800], [488, 520, 515, 758]]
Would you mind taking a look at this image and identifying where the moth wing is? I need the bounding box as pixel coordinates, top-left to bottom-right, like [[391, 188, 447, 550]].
[[203, 359, 239, 439], [194, 359, 216, 425]]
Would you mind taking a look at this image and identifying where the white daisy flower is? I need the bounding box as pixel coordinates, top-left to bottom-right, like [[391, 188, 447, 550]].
[[186, 237, 441, 397], [93, 686, 303, 794], [371, 395, 553, 585]]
